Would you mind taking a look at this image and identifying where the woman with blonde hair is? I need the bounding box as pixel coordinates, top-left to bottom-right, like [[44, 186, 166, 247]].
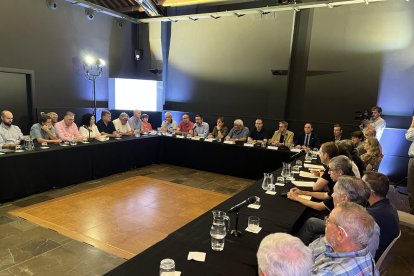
[[360, 136, 382, 171]]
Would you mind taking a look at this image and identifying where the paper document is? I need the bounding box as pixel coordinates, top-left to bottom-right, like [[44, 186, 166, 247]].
[[299, 171, 319, 179], [243, 143, 254, 147], [292, 180, 315, 188], [290, 148, 302, 153], [304, 164, 325, 170], [188, 251, 206, 262], [298, 195, 312, 201], [245, 226, 262, 234], [267, 146, 278, 150]]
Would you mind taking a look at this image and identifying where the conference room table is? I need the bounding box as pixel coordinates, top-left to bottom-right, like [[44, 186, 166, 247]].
[[0, 134, 295, 202], [106, 159, 314, 276]]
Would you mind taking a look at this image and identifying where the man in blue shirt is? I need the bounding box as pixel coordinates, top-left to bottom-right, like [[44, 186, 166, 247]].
[[193, 114, 209, 138], [225, 119, 249, 142]]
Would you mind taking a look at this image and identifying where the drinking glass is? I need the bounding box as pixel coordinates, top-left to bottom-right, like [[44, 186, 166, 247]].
[[292, 166, 300, 174], [248, 216, 260, 231], [276, 176, 285, 184], [159, 258, 175, 275], [295, 160, 303, 167]]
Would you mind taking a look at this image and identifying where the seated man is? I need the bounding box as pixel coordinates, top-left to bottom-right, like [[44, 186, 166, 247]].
[[96, 110, 120, 138], [257, 233, 312, 276], [54, 111, 83, 142], [193, 114, 209, 138], [296, 176, 378, 254], [176, 114, 194, 135], [113, 112, 134, 136], [128, 110, 142, 133], [351, 130, 366, 156], [310, 202, 379, 275], [48, 112, 59, 126], [0, 110, 24, 149], [360, 106, 386, 141], [30, 114, 61, 143], [294, 122, 320, 149], [247, 118, 269, 145], [333, 123, 343, 142], [225, 119, 249, 142], [364, 171, 400, 261], [160, 112, 177, 133], [270, 121, 294, 147]]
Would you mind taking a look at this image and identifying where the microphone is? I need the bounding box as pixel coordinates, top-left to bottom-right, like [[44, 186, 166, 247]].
[[289, 150, 305, 161], [192, 124, 197, 136], [228, 196, 257, 213]]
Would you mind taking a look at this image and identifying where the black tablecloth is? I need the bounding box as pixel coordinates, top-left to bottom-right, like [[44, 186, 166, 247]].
[[106, 167, 309, 276], [0, 136, 294, 202], [0, 136, 159, 202], [159, 137, 294, 179]]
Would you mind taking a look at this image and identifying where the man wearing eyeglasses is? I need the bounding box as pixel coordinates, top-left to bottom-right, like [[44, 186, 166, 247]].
[[310, 202, 379, 275]]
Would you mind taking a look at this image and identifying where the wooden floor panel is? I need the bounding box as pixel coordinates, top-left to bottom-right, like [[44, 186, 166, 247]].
[[10, 176, 229, 259]]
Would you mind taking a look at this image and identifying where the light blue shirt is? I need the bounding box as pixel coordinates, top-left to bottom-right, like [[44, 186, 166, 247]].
[[194, 122, 209, 138], [30, 123, 56, 140], [226, 126, 249, 140], [128, 117, 142, 131], [0, 122, 24, 148]]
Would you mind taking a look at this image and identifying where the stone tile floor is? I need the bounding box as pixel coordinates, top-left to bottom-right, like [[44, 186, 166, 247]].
[[0, 164, 252, 275], [0, 164, 413, 275]]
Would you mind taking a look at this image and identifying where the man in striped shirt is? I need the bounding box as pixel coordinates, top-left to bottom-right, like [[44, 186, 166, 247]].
[[310, 202, 379, 275]]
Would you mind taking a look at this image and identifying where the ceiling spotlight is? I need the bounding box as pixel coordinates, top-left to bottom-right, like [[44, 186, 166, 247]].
[[327, 2, 334, 8], [210, 14, 220, 19], [189, 17, 198, 21], [234, 12, 245, 17], [168, 18, 178, 22], [46, 0, 57, 10], [135, 0, 162, 17], [85, 8, 95, 20], [135, 49, 143, 61]]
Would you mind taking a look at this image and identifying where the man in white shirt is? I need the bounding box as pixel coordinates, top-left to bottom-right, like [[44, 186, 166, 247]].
[[406, 115, 414, 214], [113, 112, 134, 136], [361, 106, 386, 141], [0, 110, 24, 149]]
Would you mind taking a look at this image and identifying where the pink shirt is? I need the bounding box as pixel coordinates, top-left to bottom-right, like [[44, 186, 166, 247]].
[[55, 120, 83, 141]]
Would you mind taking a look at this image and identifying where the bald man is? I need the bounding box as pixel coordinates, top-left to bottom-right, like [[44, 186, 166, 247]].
[[0, 110, 24, 149]]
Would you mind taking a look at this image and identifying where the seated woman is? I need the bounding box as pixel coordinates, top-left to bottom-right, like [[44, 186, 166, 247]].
[[79, 113, 101, 140], [141, 114, 153, 132], [208, 116, 228, 139], [360, 137, 382, 171]]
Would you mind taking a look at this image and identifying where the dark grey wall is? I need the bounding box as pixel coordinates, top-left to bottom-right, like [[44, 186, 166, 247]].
[[164, 11, 295, 118], [164, 1, 414, 124], [0, 0, 151, 111]]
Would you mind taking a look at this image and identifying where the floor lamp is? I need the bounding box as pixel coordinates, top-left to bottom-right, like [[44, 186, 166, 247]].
[[83, 55, 105, 117]]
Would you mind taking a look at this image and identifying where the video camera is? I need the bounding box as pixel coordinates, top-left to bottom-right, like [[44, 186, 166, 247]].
[[355, 110, 372, 121]]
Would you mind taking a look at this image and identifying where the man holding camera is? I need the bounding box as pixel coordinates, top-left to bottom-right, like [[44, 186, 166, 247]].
[[360, 106, 386, 141]]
